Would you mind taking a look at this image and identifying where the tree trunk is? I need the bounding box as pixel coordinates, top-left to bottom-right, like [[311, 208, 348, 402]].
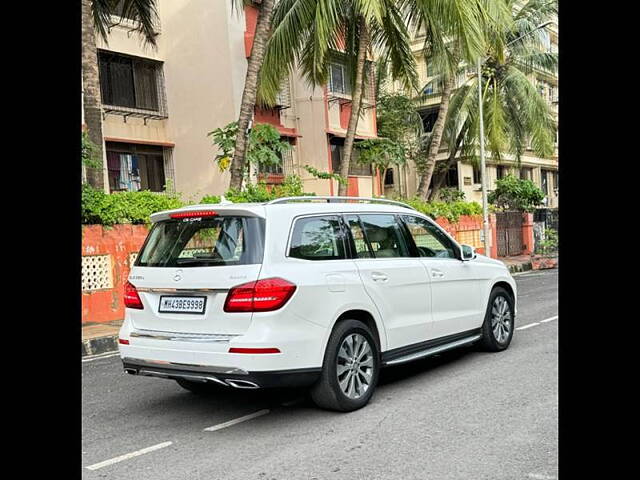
[[415, 74, 455, 199], [338, 17, 369, 197], [81, 0, 105, 191], [428, 128, 466, 201], [229, 0, 276, 191]]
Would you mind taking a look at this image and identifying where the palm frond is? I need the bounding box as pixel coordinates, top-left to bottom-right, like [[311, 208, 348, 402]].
[[91, 0, 159, 47]]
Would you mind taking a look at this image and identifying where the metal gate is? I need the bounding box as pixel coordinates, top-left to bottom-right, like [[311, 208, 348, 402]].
[[496, 211, 524, 257], [533, 208, 559, 232]]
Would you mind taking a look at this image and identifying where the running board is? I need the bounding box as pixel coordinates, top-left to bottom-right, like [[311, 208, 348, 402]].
[[382, 334, 481, 366]]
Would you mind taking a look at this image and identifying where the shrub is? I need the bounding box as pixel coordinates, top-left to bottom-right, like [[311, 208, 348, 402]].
[[437, 187, 466, 203], [81, 184, 183, 226], [488, 174, 544, 212], [200, 175, 308, 204], [536, 227, 558, 255]]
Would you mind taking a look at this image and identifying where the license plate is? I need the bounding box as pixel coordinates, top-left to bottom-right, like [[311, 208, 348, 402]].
[[158, 296, 207, 314]]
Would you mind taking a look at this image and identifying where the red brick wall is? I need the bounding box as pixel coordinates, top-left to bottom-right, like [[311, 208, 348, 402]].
[[82, 225, 150, 324], [435, 214, 497, 258]]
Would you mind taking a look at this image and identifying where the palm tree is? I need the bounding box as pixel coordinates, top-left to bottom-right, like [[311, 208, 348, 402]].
[[228, 0, 277, 190], [81, 0, 158, 191], [428, 0, 558, 200], [258, 0, 419, 196], [411, 0, 512, 199]]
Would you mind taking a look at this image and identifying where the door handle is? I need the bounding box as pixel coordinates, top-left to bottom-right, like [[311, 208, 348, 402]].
[[371, 272, 389, 282], [431, 269, 445, 278]]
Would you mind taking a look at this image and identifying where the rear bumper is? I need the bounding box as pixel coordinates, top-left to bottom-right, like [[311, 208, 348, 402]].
[[122, 357, 320, 389]]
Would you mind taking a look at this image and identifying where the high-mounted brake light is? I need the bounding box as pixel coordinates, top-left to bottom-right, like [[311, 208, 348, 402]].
[[224, 277, 297, 312], [170, 210, 218, 219], [124, 281, 144, 309]]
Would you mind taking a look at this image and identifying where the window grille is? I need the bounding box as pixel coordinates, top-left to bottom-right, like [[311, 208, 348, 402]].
[[99, 50, 168, 119], [275, 77, 291, 108], [163, 147, 176, 192], [82, 255, 113, 291], [106, 142, 168, 193]]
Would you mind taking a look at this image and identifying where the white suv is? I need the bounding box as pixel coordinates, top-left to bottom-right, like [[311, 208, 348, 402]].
[[119, 196, 517, 411]]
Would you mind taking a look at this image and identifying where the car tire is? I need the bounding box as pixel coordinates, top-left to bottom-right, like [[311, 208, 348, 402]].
[[175, 378, 226, 395], [310, 319, 380, 412], [479, 286, 515, 352]]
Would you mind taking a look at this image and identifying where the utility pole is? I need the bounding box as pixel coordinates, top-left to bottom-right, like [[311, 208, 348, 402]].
[[477, 57, 490, 256]]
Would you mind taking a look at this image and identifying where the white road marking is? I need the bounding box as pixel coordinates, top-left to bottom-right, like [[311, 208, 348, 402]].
[[528, 474, 556, 480], [204, 409, 270, 432], [82, 351, 120, 363], [85, 441, 173, 471], [516, 322, 540, 330], [539, 315, 558, 323]]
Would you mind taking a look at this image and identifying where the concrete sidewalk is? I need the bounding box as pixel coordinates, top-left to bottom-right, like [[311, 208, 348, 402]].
[[81, 256, 534, 357]]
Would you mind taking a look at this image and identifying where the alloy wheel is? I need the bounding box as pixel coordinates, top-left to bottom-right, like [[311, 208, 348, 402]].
[[336, 333, 374, 399], [491, 295, 512, 344]]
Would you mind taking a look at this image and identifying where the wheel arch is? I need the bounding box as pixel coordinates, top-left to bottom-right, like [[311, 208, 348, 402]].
[[322, 308, 387, 361], [492, 281, 515, 301]]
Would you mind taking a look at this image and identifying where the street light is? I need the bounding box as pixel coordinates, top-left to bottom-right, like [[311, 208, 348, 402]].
[[476, 21, 555, 256]]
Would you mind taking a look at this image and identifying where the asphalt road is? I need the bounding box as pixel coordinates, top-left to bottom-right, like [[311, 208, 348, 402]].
[[82, 268, 558, 480]]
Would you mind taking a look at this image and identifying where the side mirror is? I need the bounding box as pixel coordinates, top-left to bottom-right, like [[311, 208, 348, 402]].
[[461, 244, 476, 261]]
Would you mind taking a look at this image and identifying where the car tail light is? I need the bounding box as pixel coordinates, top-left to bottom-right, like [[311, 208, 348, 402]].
[[119, 338, 130, 345], [170, 210, 218, 219], [224, 277, 296, 312], [124, 281, 144, 309]]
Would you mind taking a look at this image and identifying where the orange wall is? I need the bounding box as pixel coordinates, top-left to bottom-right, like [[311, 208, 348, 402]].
[[82, 225, 150, 324], [244, 5, 259, 57]]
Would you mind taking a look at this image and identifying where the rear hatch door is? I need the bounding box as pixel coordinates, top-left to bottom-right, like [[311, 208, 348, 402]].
[[127, 209, 265, 335]]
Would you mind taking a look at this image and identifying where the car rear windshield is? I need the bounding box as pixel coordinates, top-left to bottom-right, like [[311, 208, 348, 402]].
[[135, 216, 265, 267]]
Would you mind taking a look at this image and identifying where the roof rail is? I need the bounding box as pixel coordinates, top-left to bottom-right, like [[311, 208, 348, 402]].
[[265, 196, 416, 210]]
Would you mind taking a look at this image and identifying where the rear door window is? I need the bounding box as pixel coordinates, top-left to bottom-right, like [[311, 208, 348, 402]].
[[358, 214, 410, 258], [289, 215, 346, 261], [136, 216, 265, 267]]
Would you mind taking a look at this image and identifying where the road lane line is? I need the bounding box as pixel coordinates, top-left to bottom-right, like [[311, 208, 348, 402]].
[[204, 409, 270, 432], [516, 322, 540, 330], [82, 352, 120, 363], [85, 441, 173, 471], [528, 474, 556, 480], [539, 315, 558, 323]]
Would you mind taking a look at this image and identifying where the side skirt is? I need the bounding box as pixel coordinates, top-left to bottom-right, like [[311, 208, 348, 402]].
[[381, 328, 482, 366]]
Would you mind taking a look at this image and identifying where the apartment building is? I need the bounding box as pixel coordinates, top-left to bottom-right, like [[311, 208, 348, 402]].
[[84, 0, 379, 199], [383, 19, 558, 208]]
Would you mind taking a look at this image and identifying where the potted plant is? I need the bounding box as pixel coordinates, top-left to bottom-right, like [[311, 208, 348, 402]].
[[531, 228, 558, 270]]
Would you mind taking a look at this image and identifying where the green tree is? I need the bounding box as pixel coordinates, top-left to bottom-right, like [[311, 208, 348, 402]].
[[258, 0, 419, 196], [429, 0, 558, 200], [209, 122, 291, 183], [411, 0, 512, 199], [488, 174, 544, 211], [228, 0, 278, 191], [355, 137, 406, 193], [82, 0, 159, 191]]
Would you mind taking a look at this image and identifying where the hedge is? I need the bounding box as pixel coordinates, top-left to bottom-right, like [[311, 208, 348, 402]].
[[82, 182, 483, 226]]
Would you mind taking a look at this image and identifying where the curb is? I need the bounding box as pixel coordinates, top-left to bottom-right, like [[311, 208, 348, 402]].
[[507, 262, 532, 274], [82, 334, 119, 357]]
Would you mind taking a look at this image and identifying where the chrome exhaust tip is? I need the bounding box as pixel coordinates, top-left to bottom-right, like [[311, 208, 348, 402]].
[[124, 368, 138, 375], [225, 379, 260, 389]]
